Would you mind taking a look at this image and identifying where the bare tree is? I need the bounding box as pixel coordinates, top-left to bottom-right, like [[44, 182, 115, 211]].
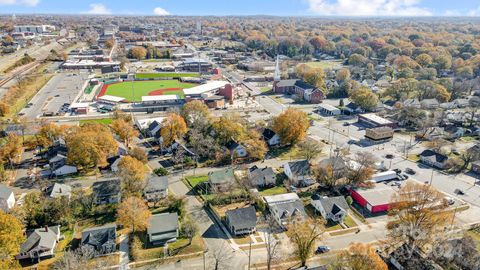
[[263, 215, 280, 270], [210, 242, 233, 270], [286, 219, 324, 267], [297, 139, 323, 161], [346, 152, 377, 185]]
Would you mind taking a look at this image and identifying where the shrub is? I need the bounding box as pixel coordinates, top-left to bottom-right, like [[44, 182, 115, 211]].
[[154, 167, 169, 176]]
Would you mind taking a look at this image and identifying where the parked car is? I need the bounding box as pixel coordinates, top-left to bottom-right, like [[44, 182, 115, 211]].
[[444, 197, 455, 205], [343, 122, 350, 126], [385, 154, 394, 159], [315, 246, 331, 254], [454, 189, 465, 195], [393, 168, 402, 174], [405, 168, 416, 175]]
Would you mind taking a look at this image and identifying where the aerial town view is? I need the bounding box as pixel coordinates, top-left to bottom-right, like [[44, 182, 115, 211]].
[[0, 1, 479, 270]]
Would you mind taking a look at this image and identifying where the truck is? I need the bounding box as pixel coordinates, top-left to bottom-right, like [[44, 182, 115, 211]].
[[371, 170, 398, 183]]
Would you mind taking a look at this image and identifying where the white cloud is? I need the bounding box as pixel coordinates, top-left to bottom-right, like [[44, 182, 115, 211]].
[[153, 7, 170, 16], [467, 6, 480, 16], [85, 3, 111, 15], [0, 0, 39, 6], [306, 0, 432, 16]]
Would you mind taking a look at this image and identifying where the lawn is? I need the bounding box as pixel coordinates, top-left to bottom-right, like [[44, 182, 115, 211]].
[[132, 233, 205, 261], [259, 185, 288, 196], [466, 228, 480, 250], [184, 175, 209, 188], [79, 118, 113, 125], [135, 72, 200, 79], [100, 80, 196, 102]]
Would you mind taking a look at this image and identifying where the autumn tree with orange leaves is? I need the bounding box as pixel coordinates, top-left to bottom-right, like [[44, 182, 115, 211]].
[[117, 196, 151, 233], [160, 113, 188, 147], [272, 108, 310, 145], [330, 243, 387, 270], [111, 118, 139, 147]]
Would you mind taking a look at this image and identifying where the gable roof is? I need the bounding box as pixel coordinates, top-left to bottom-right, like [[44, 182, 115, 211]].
[[148, 213, 178, 235], [225, 206, 257, 230], [420, 149, 448, 163], [81, 224, 117, 247], [287, 160, 310, 176], [270, 200, 306, 220], [144, 175, 168, 193], [225, 140, 242, 151], [208, 168, 235, 185], [318, 157, 348, 171], [20, 226, 60, 253], [312, 195, 349, 215], [45, 183, 72, 198], [0, 184, 13, 200], [262, 128, 277, 140], [92, 179, 121, 197], [148, 120, 160, 132], [249, 166, 275, 183]]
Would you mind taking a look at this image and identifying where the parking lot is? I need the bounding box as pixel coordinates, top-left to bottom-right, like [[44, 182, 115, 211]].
[[20, 72, 89, 119]]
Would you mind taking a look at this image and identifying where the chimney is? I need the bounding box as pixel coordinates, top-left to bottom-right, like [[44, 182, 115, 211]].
[[44, 225, 48, 232]]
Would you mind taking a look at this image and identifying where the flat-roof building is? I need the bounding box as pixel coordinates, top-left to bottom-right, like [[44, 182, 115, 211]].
[[358, 113, 395, 128]]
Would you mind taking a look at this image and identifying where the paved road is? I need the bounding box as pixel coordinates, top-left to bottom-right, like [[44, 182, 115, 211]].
[[0, 41, 63, 73]]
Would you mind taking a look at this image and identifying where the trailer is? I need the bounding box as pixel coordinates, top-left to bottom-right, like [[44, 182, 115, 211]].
[[371, 171, 398, 183]]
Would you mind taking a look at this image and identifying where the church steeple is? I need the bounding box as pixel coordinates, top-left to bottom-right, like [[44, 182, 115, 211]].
[[274, 55, 281, 82]]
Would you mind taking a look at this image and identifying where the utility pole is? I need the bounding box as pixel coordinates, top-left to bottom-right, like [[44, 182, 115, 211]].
[[429, 169, 434, 185]]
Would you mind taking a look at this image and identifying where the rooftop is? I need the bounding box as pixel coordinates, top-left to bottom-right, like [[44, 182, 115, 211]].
[[148, 212, 179, 235], [359, 113, 393, 125], [353, 182, 400, 206], [264, 192, 300, 205], [141, 95, 181, 102], [98, 95, 126, 103], [183, 81, 229, 96]]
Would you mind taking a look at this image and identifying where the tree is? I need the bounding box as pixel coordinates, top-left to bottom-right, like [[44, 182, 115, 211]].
[[210, 242, 233, 270], [129, 147, 148, 164], [181, 215, 198, 245], [346, 152, 376, 185], [331, 243, 388, 270], [117, 196, 151, 233], [336, 68, 351, 82], [118, 156, 147, 197], [286, 219, 323, 267], [52, 249, 91, 270], [385, 183, 451, 259], [0, 211, 25, 270], [181, 100, 210, 128], [0, 134, 22, 167], [242, 130, 268, 160], [272, 108, 310, 145], [160, 113, 188, 147], [111, 118, 139, 147], [262, 215, 280, 270], [297, 139, 323, 161], [350, 87, 379, 111], [211, 114, 247, 144], [302, 68, 326, 91], [105, 38, 114, 49], [0, 102, 10, 117], [35, 122, 65, 149], [130, 46, 147, 60], [415, 53, 433, 68], [348, 54, 367, 66], [66, 124, 117, 169]]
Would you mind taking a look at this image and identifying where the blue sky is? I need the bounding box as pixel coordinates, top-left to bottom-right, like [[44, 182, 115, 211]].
[[0, 0, 479, 17]]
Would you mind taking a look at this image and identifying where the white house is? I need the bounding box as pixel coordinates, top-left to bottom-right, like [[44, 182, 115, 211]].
[[0, 184, 15, 212], [226, 141, 248, 158], [311, 195, 349, 223], [283, 160, 313, 186], [262, 129, 280, 146]]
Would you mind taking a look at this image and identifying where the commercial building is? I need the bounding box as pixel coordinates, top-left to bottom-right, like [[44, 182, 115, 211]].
[[98, 95, 125, 105], [177, 58, 212, 73], [183, 81, 230, 98], [350, 182, 400, 214], [365, 127, 394, 141], [141, 95, 183, 105], [317, 103, 341, 116], [14, 25, 55, 34], [358, 113, 396, 128], [61, 60, 120, 70]]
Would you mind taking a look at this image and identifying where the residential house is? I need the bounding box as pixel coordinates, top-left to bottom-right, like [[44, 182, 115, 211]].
[[226, 140, 248, 158], [248, 165, 276, 187], [144, 175, 168, 202], [147, 213, 179, 245], [344, 102, 364, 114], [208, 168, 236, 192], [262, 128, 280, 146], [284, 160, 313, 187], [421, 127, 445, 141], [403, 99, 421, 108], [102, 155, 121, 173], [264, 193, 306, 228], [48, 154, 78, 177], [467, 144, 480, 159], [45, 183, 72, 199], [16, 226, 61, 261], [419, 150, 449, 170], [317, 156, 349, 177], [311, 195, 349, 223], [310, 89, 325, 104], [117, 141, 128, 156], [454, 98, 470, 108], [81, 224, 117, 257], [225, 206, 257, 236], [92, 179, 121, 204], [147, 120, 161, 137], [420, 99, 439, 109], [0, 184, 15, 212], [274, 79, 314, 99]]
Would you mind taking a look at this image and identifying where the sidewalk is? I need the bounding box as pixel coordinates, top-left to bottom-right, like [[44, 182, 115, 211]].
[[119, 234, 130, 269]]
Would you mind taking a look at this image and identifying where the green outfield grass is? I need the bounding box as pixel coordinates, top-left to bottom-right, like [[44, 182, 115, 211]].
[[103, 80, 195, 102], [135, 72, 200, 79]]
